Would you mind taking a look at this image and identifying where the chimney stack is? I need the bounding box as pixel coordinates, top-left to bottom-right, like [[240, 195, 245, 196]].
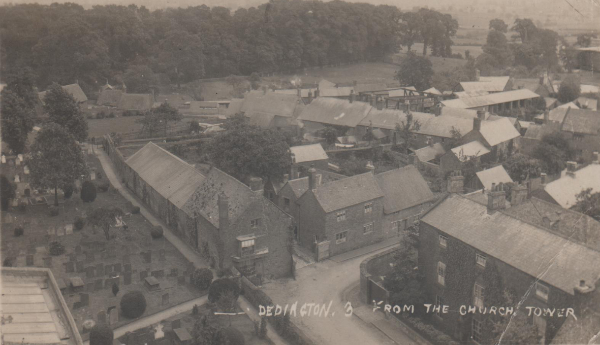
[[593, 152, 599, 164], [573, 279, 596, 317], [307, 90, 313, 104], [249, 177, 263, 193], [447, 170, 464, 194], [427, 136, 433, 147], [566, 161, 578, 176], [510, 183, 528, 206], [543, 110, 549, 124], [487, 183, 507, 213], [434, 105, 441, 116], [475, 69, 480, 81], [218, 193, 229, 231], [350, 90, 355, 103], [377, 97, 383, 111], [308, 165, 318, 191], [473, 117, 482, 131], [315, 85, 320, 98], [366, 161, 375, 174], [541, 172, 547, 185]]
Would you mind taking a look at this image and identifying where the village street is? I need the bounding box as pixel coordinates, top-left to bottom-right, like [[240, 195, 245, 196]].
[[262, 245, 416, 345]]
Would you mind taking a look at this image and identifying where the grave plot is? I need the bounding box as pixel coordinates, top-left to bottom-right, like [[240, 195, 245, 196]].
[[1, 154, 202, 334]]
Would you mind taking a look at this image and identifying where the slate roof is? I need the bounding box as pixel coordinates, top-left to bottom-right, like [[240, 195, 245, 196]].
[[544, 164, 600, 208], [287, 177, 310, 198], [312, 172, 384, 213], [475, 165, 513, 191], [417, 115, 474, 138], [450, 141, 490, 161], [375, 165, 434, 214], [298, 98, 372, 128], [413, 143, 446, 162], [240, 91, 303, 119], [359, 108, 433, 130], [442, 89, 540, 109], [478, 117, 521, 146], [421, 193, 600, 294], [118, 93, 154, 111], [126, 143, 205, 209], [97, 90, 123, 107], [534, 107, 570, 123], [290, 144, 328, 163], [460, 76, 511, 93], [561, 109, 600, 135], [523, 123, 561, 141], [38, 84, 88, 104]]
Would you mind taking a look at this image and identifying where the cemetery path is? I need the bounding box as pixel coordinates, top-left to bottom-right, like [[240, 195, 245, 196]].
[[95, 150, 208, 269]]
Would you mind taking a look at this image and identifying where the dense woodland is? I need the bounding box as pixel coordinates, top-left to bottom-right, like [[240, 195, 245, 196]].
[[0, 0, 464, 96]]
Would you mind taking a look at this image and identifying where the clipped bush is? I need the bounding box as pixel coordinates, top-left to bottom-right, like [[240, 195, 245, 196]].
[[216, 327, 245, 345], [49, 206, 59, 217], [191, 268, 213, 290], [97, 181, 110, 192], [74, 217, 85, 231], [132, 206, 140, 214], [81, 181, 97, 202], [89, 323, 114, 345], [208, 278, 240, 303], [120, 291, 147, 319], [64, 185, 74, 199], [150, 226, 163, 239], [14, 226, 24, 237], [49, 241, 65, 256]]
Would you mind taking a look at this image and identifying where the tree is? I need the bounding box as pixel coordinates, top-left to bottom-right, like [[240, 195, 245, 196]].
[[557, 75, 581, 103], [29, 123, 88, 206], [157, 30, 205, 88], [208, 278, 240, 303], [576, 34, 596, 48], [81, 181, 97, 202], [89, 324, 114, 345], [248, 72, 261, 90], [191, 268, 214, 290], [398, 12, 422, 52], [395, 113, 422, 153], [120, 291, 147, 319], [511, 18, 537, 43], [482, 30, 512, 68], [226, 75, 247, 97], [137, 102, 182, 138], [1, 90, 35, 154], [502, 153, 542, 183], [321, 127, 339, 147], [216, 327, 245, 345], [533, 142, 568, 175], [88, 207, 125, 241], [123, 65, 159, 94], [395, 52, 433, 91], [3, 67, 38, 109], [43, 83, 88, 141], [574, 189, 600, 221], [489, 19, 508, 33], [206, 122, 292, 182], [1, 175, 16, 211]]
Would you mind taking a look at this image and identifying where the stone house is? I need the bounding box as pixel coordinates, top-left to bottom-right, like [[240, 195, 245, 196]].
[[458, 111, 521, 161]]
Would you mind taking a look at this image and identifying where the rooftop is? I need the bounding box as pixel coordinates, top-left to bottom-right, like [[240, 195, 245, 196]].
[[460, 76, 511, 93], [358, 108, 433, 130], [475, 165, 513, 191], [544, 164, 600, 208], [118, 93, 154, 111], [311, 172, 384, 213], [450, 141, 491, 161], [478, 117, 521, 147], [96, 89, 123, 107], [240, 91, 304, 119], [38, 84, 88, 104], [298, 98, 372, 128], [534, 107, 570, 123], [290, 144, 329, 163], [561, 108, 600, 135], [441, 89, 540, 109], [375, 165, 434, 214], [413, 143, 446, 163]]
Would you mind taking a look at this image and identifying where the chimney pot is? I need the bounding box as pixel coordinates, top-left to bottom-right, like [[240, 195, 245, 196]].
[[366, 161, 375, 174], [487, 184, 507, 213], [473, 117, 482, 131], [580, 280, 586, 287], [541, 172, 547, 185], [249, 177, 263, 192], [308, 165, 318, 190]]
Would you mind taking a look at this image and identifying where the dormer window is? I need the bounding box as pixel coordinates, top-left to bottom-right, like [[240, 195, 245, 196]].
[[364, 203, 373, 214], [251, 218, 261, 228], [476, 254, 486, 268], [336, 211, 346, 222], [535, 282, 549, 302]]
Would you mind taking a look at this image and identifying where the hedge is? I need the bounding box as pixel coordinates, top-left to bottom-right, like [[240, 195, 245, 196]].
[[89, 324, 114, 345], [120, 291, 147, 319]]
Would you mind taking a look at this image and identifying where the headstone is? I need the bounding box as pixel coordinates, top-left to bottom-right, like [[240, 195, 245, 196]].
[[43, 257, 52, 268], [90, 171, 96, 180], [1, 155, 5, 164], [172, 319, 181, 329], [57, 278, 68, 294], [159, 249, 166, 262], [70, 277, 85, 292], [47, 227, 56, 236], [24, 166, 29, 175], [162, 293, 169, 305], [86, 266, 95, 278], [56, 226, 65, 236], [124, 272, 132, 285], [18, 154, 23, 162], [65, 224, 73, 235], [177, 276, 186, 285], [170, 268, 178, 277], [113, 263, 122, 273], [105, 265, 112, 276], [26, 255, 34, 266], [75, 245, 82, 254], [24, 188, 30, 197], [97, 311, 106, 324], [140, 270, 148, 280], [14, 174, 20, 183], [151, 269, 164, 279], [65, 261, 75, 273], [15, 158, 20, 166], [96, 263, 104, 277], [109, 308, 119, 324], [124, 263, 132, 272], [76, 261, 84, 273], [94, 279, 103, 291], [80, 293, 89, 307]]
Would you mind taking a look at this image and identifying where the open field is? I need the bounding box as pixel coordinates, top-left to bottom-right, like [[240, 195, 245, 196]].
[[87, 116, 144, 138]]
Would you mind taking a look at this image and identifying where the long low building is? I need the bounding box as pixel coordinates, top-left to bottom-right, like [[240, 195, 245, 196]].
[[442, 89, 541, 113]]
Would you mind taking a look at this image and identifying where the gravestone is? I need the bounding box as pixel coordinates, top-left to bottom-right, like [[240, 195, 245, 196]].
[[177, 276, 186, 285], [75, 246, 82, 254], [65, 224, 73, 235], [86, 266, 95, 278], [26, 255, 34, 266], [113, 263, 122, 273], [159, 249, 166, 262], [56, 226, 65, 236], [108, 308, 119, 325], [170, 268, 178, 277], [124, 272, 132, 285], [94, 279, 103, 291], [140, 271, 148, 280], [76, 261, 84, 273], [162, 293, 169, 305], [43, 257, 52, 268], [47, 227, 56, 236], [143, 251, 152, 263], [151, 269, 164, 279], [105, 265, 112, 276], [57, 278, 68, 294], [96, 263, 104, 277], [80, 293, 89, 307], [124, 263, 132, 272], [97, 311, 106, 324], [65, 261, 75, 273]]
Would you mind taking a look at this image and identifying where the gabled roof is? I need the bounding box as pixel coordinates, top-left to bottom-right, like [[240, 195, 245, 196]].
[[421, 193, 600, 294], [440, 107, 489, 119], [311, 172, 384, 213], [561, 109, 600, 135], [97, 90, 123, 107], [545, 97, 558, 109], [225, 98, 244, 117], [298, 98, 372, 128], [358, 108, 433, 130], [478, 117, 521, 147], [118, 93, 154, 111], [413, 143, 445, 162], [523, 122, 561, 141], [475, 165, 513, 191], [375, 165, 434, 214], [240, 91, 303, 119], [450, 141, 490, 161], [38, 84, 88, 104], [423, 87, 442, 95], [179, 101, 220, 115], [417, 115, 474, 139], [290, 144, 328, 163], [454, 90, 490, 98], [319, 87, 354, 97], [126, 143, 205, 209], [460, 76, 511, 93], [319, 79, 336, 89], [442, 89, 540, 109], [534, 107, 570, 123], [557, 101, 579, 110], [287, 177, 310, 198], [183, 167, 260, 228], [544, 164, 600, 208]]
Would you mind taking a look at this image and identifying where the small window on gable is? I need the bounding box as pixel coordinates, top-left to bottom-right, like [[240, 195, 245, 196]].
[[336, 211, 346, 222], [439, 235, 447, 248], [535, 282, 549, 301], [364, 203, 373, 214], [240, 239, 255, 256], [476, 254, 486, 268], [251, 218, 261, 228]]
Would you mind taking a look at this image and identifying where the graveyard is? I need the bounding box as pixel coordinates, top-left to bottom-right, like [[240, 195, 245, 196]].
[[0, 150, 203, 335]]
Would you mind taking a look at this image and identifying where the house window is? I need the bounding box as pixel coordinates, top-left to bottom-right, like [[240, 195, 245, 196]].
[[474, 283, 484, 309], [336, 211, 346, 222], [472, 318, 483, 344], [250, 218, 261, 228], [284, 198, 291, 211], [437, 261, 446, 286], [363, 222, 374, 234], [476, 254, 487, 268], [335, 231, 347, 244], [535, 282, 549, 302], [241, 239, 255, 256], [364, 203, 373, 214], [439, 235, 447, 248]]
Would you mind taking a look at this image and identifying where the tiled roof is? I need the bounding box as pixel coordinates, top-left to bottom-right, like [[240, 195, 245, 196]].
[[287, 177, 310, 198], [487, 115, 518, 126], [421, 193, 600, 294], [478, 117, 521, 146], [38, 84, 88, 104], [475, 165, 513, 191], [290, 144, 328, 163], [460, 76, 510, 93], [240, 91, 303, 119], [126, 142, 205, 210], [450, 141, 490, 161], [561, 109, 600, 135], [413, 143, 446, 162], [544, 164, 600, 208], [442, 89, 540, 109], [118, 93, 154, 111], [312, 172, 384, 213], [298, 98, 372, 128], [97, 90, 123, 107], [417, 115, 474, 138], [557, 101, 579, 109], [375, 165, 434, 214]]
